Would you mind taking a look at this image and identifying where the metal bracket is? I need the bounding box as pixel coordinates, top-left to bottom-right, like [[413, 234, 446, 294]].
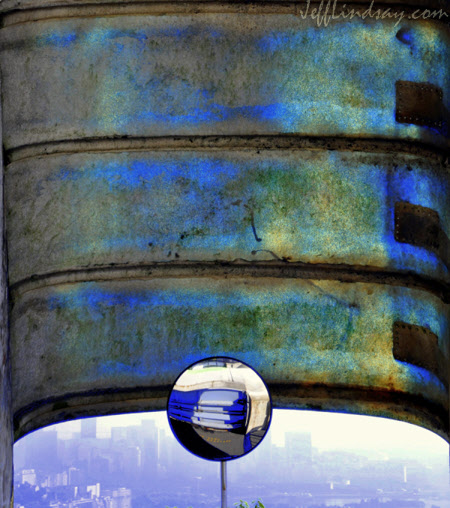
[[393, 321, 447, 389], [395, 80, 444, 129], [394, 201, 449, 269]]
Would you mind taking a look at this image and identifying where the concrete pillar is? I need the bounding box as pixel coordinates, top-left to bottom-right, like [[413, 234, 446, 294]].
[[0, 1, 448, 504]]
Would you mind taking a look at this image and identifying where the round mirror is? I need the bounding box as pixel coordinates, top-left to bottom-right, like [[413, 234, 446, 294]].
[[167, 357, 272, 461]]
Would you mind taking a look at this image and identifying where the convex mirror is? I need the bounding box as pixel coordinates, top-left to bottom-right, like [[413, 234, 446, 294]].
[[167, 357, 272, 461]]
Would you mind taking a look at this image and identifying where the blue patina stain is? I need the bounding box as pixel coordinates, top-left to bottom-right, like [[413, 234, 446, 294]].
[[397, 30, 413, 46], [53, 167, 84, 182], [390, 289, 446, 339], [37, 31, 77, 48], [37, 24, 222, 50], [54, 156, 241, 190], [50, 283, 328, 311], [134, 100, 285, 127], [99, 361, 147, 377]]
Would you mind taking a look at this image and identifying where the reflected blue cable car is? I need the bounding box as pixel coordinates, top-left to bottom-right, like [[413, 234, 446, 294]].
[[168, 388, 249, 430]]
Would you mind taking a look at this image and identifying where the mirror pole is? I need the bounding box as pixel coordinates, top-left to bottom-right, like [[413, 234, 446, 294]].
[[221, 460, 227, 508]]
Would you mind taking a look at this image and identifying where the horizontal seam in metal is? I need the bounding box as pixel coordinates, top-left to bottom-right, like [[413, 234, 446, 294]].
[[13, 384, 172, 436], [9, 262, 450, 303], [13, 382, 448, 438], [1, 1, 449, 27], [5, 135, 449, 165]]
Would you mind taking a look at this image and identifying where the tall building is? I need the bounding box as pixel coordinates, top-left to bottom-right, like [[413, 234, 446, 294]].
[[26, 430, 59, 473], [69, 467, 85, 487], [20, 470, 36, 487], [81, 420, 97, 440], [105, 488, 132, 508], [111, 427, 127, 444], [285, 431, 312, 464], [123, 446, 142, 475], [140, 420, 158, 475]]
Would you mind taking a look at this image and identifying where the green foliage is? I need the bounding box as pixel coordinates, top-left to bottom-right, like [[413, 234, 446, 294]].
[[234, 500, 265, 508]]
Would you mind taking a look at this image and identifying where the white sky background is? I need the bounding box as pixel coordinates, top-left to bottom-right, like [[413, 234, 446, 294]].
[[43, 409, 449, 461]]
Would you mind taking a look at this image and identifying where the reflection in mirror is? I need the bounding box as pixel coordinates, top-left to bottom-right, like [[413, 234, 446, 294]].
[[167, 357, 272, 461]]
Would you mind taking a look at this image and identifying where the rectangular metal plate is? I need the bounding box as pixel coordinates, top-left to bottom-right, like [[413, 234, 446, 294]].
[[394, 201, 441, 251], [396, 81, 443, 128], [393, 321, 446, 388]]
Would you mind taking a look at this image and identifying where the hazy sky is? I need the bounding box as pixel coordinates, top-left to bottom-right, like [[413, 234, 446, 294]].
[[42, 409, 449, 461]]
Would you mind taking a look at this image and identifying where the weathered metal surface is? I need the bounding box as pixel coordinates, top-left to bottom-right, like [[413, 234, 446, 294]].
[[0, 89, 12, 508], [393, 321, 448, 388], [6, 151, 450, 286], [0, 14, 448, 150], [1, 0, 447, 11], [396, 80, 444, 129], [10, 279, 449, 440], [0, 3, 448, 505], [1, 0, 448, 30]]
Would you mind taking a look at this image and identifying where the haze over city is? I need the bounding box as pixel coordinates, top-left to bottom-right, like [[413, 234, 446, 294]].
[[13, 409, 450, 508]]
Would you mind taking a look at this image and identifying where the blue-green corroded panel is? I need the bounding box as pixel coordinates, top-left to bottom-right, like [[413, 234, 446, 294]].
[[6, 150, 449, 284], [0, 14, 448, 148], [11, 279, 448, 431]]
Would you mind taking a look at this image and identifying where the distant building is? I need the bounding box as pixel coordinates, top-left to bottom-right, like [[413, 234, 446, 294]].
[[140, 419, 156, 437], [140, 420, 158, 474], [103, 488, 131, 508], [285, 431, 312, 463], [26, 430, 59, 472], [111, 427, 127, 444], [125, 426, 141, 446], [113, 488, 132, 508], [69, 467, 85, 486], [87, 483, 100, 498], [21, 469, 36, 486], [81, 419, 97, 439], [69, 500, 95, 508], [123, 446, 141, 474], [48, 471, 69, 487]]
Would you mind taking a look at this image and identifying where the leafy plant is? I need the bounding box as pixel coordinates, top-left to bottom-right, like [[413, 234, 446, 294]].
[[234, 500, 265, 508]]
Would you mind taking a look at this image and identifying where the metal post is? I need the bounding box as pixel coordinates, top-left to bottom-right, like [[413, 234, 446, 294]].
[[221, 461, 227, 508]]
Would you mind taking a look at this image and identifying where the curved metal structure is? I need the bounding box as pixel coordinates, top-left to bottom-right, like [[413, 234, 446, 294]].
[[0, 0, 448, 505]]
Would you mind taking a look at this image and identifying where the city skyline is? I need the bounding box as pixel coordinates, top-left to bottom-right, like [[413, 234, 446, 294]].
[[14, 409, 450, 508], [38, 408, 449, 457]]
